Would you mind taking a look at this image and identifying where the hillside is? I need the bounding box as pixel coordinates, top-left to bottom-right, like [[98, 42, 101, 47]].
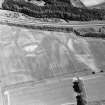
[[2, 0, 105, 22], [89, 2, 105, 9]]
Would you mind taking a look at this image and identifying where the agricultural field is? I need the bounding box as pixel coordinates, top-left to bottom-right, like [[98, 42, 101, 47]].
[[0, 23, 105, 85], [0, 1, 105, 104]]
